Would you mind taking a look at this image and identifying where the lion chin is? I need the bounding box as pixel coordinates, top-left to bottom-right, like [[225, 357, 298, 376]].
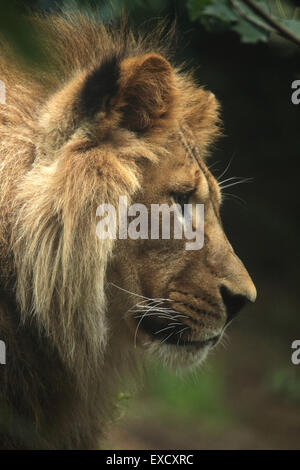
[[0, 9, 256, 449], [145, 340, 213, 370]]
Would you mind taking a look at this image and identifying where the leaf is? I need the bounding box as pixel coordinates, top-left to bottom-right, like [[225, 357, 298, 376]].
[[187, 0, 213, 21], [188, 0, 271, 44], [118, 392, 132, 400], [232, 18, 269, 43], [277, 17, 300, 38], [203, 0, 239, 23]]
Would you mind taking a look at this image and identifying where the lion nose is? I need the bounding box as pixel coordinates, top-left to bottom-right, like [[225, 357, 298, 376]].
[[220, 285, 255, 324]]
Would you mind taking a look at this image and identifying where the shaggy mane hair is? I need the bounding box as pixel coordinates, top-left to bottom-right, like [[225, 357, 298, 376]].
[[0, 10, 220, 449]]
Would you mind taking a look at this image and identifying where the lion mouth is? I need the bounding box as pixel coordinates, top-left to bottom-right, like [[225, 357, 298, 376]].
[[137, 314, 220, 349]]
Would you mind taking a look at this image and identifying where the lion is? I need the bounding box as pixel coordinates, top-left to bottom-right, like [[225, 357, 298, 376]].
[[0, 11, 256, 449]]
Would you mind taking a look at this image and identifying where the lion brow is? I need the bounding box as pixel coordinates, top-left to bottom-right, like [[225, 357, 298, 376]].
[[178, 125, 203, 169], [178, 124, 222, 219], [179, 125, 217, 183]]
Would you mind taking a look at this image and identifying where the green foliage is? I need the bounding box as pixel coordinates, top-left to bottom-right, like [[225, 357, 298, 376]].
[[232, 16, 269, 43], [0, 1, 46, 68], [188, 0, 212, 21], [187, 0, 300, 44], [269, 367, 300, 404], [145, 363, 234, 429], [0, 0, 299, 68], [279, 17, 300, 36], [118, 392, 132, 400]]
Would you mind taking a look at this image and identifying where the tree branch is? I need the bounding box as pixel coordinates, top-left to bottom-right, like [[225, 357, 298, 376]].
[[229, 0, 273, 34], [238, 0, 300, 47]]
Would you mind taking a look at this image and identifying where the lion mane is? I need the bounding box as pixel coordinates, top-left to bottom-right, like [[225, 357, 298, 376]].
[[0, 11, 219, 449]]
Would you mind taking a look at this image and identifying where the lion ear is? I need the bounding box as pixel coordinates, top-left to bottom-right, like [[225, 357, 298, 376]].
[[80, 54, 121, 117], [78, 53, 177, 134], [81, 53, 177, 132], [117, 53, 177, 132]]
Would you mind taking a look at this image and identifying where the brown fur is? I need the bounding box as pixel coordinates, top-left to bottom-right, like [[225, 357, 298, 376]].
[[0, 11, 256, 449]]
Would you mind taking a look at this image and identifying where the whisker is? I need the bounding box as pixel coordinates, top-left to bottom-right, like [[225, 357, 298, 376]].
[[220, 178, 252, 190], [154, 325, 179, 335], [219, 176, 247, 186], [126, 299, 165, 320], [222, 192, 246, 206], [207, 160, 220, 172], [133, 312, 188, 322], [176, 326, 190, 346], [109, 282, 152, 301], [217, 156, 234, 181], [133, 303, 184, 347], [132, 305, 177, 314], [175, 326, 190, 337], [134, 302, 161, 348], [110, 282, 177, 305], [128, 299, 164, 313], [159, 329, 177, 345], [151, 308, 187, 317], [134, 308, 189, 319], [134, 313, 174, 321], [109, 282, 190, 346]]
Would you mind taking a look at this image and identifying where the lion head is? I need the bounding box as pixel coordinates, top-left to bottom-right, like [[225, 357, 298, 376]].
[[8, 24, 255, 378]]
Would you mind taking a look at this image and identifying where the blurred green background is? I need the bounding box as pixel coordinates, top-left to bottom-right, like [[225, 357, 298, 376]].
[[1, 0, 300, 449]]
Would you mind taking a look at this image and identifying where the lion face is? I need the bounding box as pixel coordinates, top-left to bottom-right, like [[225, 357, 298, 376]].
[[108, 132, 256, 369], [76, 52, 256, 369]]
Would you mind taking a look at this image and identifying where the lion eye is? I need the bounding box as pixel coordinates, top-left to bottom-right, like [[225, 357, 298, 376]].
[[171, 190, 195, 213]]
